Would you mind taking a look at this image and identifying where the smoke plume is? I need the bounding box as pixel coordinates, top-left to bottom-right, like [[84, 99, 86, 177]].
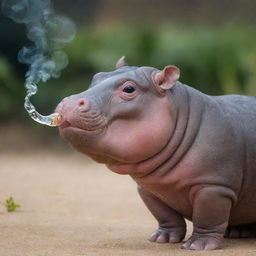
[[2, 0, 76, 84]]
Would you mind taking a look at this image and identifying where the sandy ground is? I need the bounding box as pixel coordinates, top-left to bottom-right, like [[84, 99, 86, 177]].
[[1, 141, 256, 255]]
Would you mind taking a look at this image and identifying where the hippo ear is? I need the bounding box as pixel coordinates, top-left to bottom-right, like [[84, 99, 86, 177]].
[[115, 56, 127, 69], [154, 65, 180, 90]]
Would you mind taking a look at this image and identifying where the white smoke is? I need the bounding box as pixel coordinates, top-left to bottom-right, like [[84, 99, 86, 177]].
[[1, 0, 76, 126], [2, 0, 76, 84]]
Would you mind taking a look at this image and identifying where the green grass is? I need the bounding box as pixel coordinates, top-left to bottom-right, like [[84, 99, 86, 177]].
[[4, 197, 20, 212]]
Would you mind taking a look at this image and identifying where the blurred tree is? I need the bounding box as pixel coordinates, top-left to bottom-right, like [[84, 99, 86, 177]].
[[96, 0, 256, 26], [0, 12, 28, 78], [53, 0, 103, 23], [0, 0, 255, 125]]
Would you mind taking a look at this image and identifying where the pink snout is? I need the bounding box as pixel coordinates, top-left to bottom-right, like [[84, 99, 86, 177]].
[[56, 97, 91, 116], [55, 97, 91, 128], [56, 96, 105, 132]]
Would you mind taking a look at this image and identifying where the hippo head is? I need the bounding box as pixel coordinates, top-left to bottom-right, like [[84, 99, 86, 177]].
[[56, 57, 180, 168]]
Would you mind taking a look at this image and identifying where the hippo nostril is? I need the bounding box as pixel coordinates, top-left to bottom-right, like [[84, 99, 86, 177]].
[[77, 98, 90, 111], [78, 99, 85, 106]]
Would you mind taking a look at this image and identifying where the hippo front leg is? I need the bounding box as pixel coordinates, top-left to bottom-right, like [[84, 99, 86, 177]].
[[182, 185, 234, 250], [138, 186, 186, 243]]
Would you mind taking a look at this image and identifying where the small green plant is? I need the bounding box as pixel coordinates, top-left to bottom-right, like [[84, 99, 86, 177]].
[[4, 197, 20, 212]]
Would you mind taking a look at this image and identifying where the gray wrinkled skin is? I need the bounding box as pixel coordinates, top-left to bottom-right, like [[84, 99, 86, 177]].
[[56, 60, 256, 250]]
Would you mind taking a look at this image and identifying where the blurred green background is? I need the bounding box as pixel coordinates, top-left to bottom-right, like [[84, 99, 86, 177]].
[[0, 0, 256, 140]]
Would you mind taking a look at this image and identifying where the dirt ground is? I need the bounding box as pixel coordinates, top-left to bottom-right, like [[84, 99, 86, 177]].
[[1, 125, 256, 256]]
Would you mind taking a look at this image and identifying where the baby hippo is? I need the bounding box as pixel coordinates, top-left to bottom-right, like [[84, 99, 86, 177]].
[[56, 57, 256, 250]]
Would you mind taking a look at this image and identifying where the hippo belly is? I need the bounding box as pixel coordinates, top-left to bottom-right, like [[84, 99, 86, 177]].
[[219, 95, 256, 225]]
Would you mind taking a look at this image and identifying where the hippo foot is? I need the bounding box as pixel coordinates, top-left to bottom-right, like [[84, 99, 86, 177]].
[[225, 223, 256, 238], [148, 227, 185, 243], [181, 235, 222, 250]]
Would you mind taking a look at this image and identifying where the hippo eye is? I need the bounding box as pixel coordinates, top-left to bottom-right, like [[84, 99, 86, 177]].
[[123, 85, 135, 93]]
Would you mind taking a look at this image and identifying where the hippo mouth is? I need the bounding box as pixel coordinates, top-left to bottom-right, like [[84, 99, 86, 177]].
[[58, 111, 107, 135]]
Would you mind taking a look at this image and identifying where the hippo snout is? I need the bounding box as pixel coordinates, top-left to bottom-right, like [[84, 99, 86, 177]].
[[56, 96, 91, 115], [56, 96, 106, 133]]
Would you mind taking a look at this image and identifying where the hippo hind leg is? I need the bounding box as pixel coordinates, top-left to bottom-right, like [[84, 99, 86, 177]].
[[225, 223, 256, 238]]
